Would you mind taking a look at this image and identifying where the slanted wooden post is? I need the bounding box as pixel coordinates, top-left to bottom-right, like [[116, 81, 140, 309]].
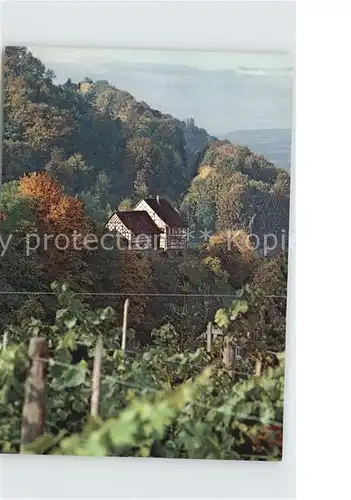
[[206, 322, 212, 353], [121, 298, 129, 352], [222, 335, 236, 381], [2, 331, 8, 350], [255, 357, 262, 377], [90, 336, 103, 417], [20, 337, 48, 451], [232, 343, 237, 382]]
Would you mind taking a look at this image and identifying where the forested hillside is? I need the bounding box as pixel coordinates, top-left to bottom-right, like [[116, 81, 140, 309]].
[[1, 48, 290, 458], [183, 141, 290, 242], [3, 47, 212, 221], [1, 46, 289, 338]]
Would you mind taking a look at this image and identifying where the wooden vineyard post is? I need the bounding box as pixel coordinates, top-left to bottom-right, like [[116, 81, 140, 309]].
[[2, 331, 8, 350], [20, 337, 48, 452], [232, 343, 237, 382], [90, 336, 103, 417], [121, 298, 129, 352], [206, 322, 212, 353], [255, 357, 262, 377], [222, 335, 236, 381]]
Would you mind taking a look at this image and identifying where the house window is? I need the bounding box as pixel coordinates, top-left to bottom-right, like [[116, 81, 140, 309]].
[[235, 346, 242, 359]]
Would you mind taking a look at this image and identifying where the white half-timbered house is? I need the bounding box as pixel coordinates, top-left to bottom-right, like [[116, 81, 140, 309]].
[[105, 211, 161, 250], [133, 196, 187, 251]]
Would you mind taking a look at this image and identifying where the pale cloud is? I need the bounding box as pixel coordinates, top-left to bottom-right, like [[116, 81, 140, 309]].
[[29, 47, 293, 75]]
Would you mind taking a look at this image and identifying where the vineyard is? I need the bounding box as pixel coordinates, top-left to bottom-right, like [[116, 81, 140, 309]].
[[0, 46, 289, 461], [0, 284, 285, 460]]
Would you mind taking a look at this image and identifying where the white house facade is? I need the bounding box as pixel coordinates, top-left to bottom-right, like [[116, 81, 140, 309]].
[[133, 197, 187, 251], [105, 211, 161, 250]]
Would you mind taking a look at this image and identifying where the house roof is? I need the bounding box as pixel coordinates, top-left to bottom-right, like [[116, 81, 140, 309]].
[[107, 211, 162, 236], [142, 197, 186, 227]]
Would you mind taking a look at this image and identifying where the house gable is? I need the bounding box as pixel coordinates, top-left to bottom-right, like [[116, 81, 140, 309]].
[[134, 199, 168, 230], [104, 211, 161, 250], [105, 212, 132, 240], [134, 198, 187, 251], [135, 197, 186, 228]]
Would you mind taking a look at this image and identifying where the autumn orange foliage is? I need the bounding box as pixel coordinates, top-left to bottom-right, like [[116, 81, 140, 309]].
[[20, 172, 86, 230], [19, 172, 88, 277], [20, 171, 63, 208]]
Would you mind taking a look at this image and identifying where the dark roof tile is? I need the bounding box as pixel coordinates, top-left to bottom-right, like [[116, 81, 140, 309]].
[[107, 211, 162, 235], [143, 198, 186, 227]]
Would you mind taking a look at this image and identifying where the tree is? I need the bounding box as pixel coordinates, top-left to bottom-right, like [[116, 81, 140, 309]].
[[133, 170, 149, 199], [3, 48, 75, 182], [117, 250, 152, 326], [19, 172, 88, 279], [183, 142, 290, 248], [45, 149, 91, 194], [118, 198, 133, 211], [93, 171, 112, 206], [216, 173, 248, 232], [79, 190, 109, 224], [202, 230, 257, 290], [0, 181, 47, 331], [19, 171, 63, 211]]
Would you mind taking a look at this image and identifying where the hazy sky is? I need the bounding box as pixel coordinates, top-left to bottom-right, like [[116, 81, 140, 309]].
[[30, 47, 294, 135]]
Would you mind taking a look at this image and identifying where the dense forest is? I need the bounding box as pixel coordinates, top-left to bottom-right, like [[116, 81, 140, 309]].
[[0, 47, 290, 459]]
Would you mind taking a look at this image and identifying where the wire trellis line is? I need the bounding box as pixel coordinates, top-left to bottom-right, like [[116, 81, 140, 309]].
[[61, 342, 275, 375], [34, 356, 283, 428], [0, 291, 287, 298], [36, 354, 251, 378]]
